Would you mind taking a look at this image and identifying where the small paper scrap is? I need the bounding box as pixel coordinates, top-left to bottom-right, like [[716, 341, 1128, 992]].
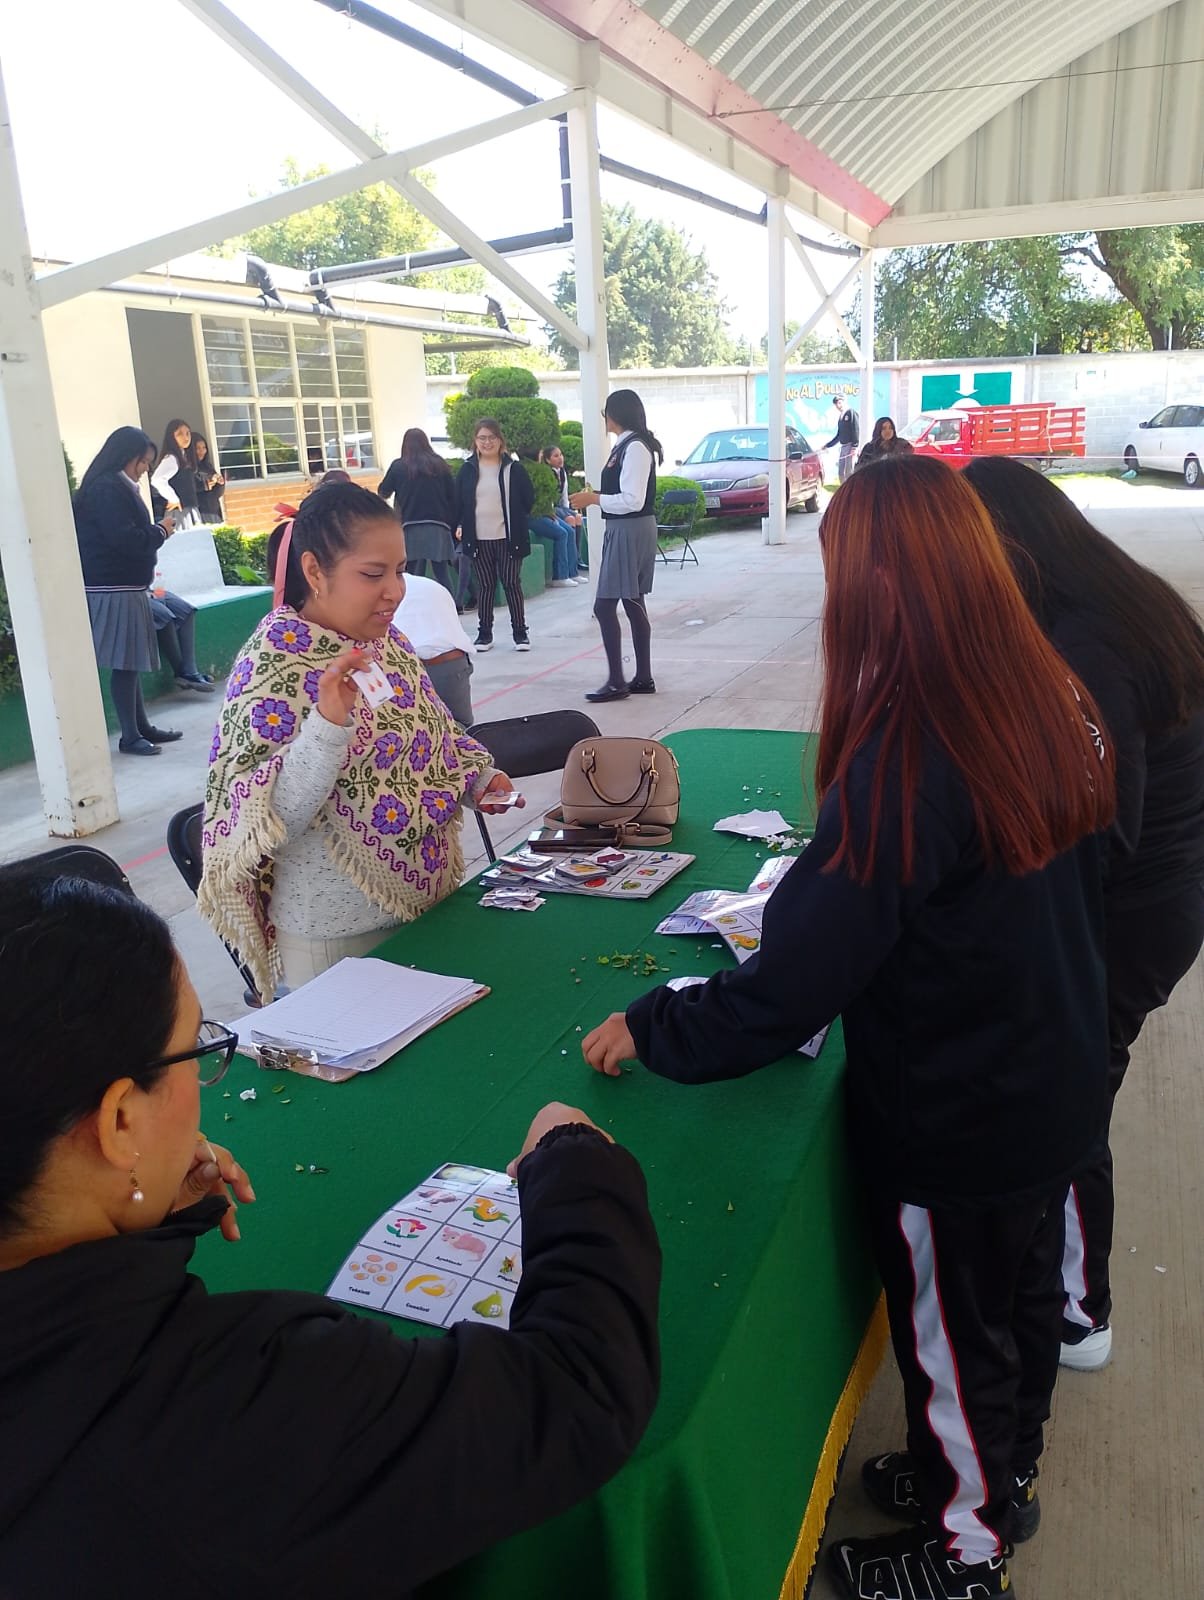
[[1155, 1265, 1168, 1274], [239, 1088, 257, 1101], [713, 809, 794, 839]]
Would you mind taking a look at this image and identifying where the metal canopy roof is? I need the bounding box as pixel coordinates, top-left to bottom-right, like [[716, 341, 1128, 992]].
[[417, 0, 1204, 244]]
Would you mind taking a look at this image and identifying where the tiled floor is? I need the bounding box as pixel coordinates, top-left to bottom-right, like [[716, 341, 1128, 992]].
[[3, 482, 1201, 1594]]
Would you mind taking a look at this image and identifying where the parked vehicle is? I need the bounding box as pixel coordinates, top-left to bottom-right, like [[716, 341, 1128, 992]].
[[674, 426, 822, 516], [902, 402, 1087, 466], [1124, 404, 1204, 487]]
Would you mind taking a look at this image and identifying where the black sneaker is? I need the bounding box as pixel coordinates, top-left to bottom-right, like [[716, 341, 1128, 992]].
[[474, 633, 494, 653], [513, 632, 531, 652], [829, 1525, 1014, 1599], [862, 1451, 1040, 1545]]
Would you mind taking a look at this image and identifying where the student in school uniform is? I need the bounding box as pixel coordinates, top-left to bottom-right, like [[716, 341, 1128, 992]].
[[150, 419, 200, 528], [570, 390, 662, 703], [966, 456, 1204, 1372], [581, 454, 1116, 1600], [378, 429, 460, 596]]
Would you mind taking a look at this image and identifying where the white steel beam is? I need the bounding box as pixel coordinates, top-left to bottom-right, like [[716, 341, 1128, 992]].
[[39, 91, 584, 312], [177, 0, 587, 347], [0, 67, 118, 836], [783, 256, 862, 358], [786, 229, 860, 363], [873, 190, 1204, 248], [764, 194, 787, 547], [407, 0, 871, 248], [566, 85, 612, 572], [859, 249, 876, 454]]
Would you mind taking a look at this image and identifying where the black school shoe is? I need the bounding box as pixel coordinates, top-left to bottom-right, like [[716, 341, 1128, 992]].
[[118, 738, 161, 756], [829, 1526, 1014, 1599], [141, 725, 184, 744], [627, 678, 656, 694], [862, 1451, 1040, 1544], [585, 682, 629, 703]]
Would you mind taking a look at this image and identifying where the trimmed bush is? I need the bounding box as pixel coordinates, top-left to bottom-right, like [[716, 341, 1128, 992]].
[[212, 524, 268, 587], [446, 395, 561, 459], [559, 423, 584, 475], [525, 460, 559, 520], [654, 476, 705, 526], [466, 365, 539, 399]]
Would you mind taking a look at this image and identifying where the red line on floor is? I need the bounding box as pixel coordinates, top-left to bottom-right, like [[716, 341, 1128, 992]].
[[121, 845, 169, 871], [473, 642, 604, 708]]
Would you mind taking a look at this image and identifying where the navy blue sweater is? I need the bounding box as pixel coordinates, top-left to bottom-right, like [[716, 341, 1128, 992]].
[[628, 735, 1109, 1205], [74, 474, 166, 588]]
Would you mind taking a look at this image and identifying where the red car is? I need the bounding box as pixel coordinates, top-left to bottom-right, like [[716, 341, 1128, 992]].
[[674, 426, 822, 516]]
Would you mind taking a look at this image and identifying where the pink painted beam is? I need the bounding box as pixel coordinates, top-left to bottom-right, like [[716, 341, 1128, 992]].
[[522, 0, 890, 226]]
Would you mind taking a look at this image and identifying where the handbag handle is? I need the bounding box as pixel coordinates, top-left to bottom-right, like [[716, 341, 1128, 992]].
[[580, 745, 659, 811]]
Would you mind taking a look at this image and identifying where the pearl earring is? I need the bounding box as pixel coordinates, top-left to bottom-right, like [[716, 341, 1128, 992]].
[[130, 1159, 144, 1204]]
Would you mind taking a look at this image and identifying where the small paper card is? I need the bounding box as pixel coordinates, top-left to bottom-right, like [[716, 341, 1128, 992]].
[[329, 1162, 524, 1329], [351, 661, 395, 707], [713, 809, 794, 839]]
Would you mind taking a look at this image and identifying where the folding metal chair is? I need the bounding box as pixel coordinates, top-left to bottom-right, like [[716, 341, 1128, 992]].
[[655, 489, 701, 567], [12, 844, 133, 896], [465, 709, 601, 861], [167, 803, 264, 1004]]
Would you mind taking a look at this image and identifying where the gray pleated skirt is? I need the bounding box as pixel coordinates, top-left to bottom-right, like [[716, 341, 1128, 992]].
[[403, 520, 458, 562], [86, 589, 160, 672], [595, 514, 657, 600]]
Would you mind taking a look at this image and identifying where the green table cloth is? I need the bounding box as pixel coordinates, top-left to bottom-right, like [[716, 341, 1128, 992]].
[[195, 728, 883, 1600]]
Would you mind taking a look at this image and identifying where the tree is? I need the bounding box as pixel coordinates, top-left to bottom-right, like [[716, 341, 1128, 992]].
[[220, 158, 485, 296], [1062, 227, 1204, 350], [551, 203, 738, 368], [425, 329, 564, 379], [873, 237, 1149, 359], [760, 324, 849, 363]]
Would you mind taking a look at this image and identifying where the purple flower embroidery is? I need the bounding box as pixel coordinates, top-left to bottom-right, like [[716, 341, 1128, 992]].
[[420, 832, 442, 874], [390, 626, 416, 656], [226, 658, 253, 701], [250, 697, 297, 743], [374, 732, 402, 771], [421, 788, 456, 824], [410, 729, 433, 773], [208, 726, 222, 764], [386, 671, 416, 710], [372, 794, 410, 835], [302, 668, 322, 705], [267, 616, 312, 654]]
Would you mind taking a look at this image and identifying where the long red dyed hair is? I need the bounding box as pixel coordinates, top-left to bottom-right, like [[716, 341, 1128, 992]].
[[817, 454, 1115, 882]]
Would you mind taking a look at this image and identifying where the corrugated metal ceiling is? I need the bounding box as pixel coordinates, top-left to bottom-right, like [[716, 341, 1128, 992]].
[[635, 0, 1183, 206]]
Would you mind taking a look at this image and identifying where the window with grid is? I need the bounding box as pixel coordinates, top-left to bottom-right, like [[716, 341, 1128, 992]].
[[200, 317, 374, 479]]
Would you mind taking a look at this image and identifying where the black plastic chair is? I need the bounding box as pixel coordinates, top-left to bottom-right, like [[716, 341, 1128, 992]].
[[465, 709, 601, 861], [12, 844, 133, 895], [656, 489, 700, 568], [167, 803, 263, 1004]]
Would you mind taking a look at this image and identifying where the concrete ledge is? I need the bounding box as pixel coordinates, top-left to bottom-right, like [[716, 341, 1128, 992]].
[[0, 588, 272, 771]]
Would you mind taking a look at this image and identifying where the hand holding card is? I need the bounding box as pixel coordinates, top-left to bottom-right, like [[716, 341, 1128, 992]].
[[350, 661, 396, 709], [317, 647, 370, 725]]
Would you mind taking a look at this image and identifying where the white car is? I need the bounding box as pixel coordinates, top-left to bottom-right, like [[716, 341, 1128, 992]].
[[1124, 404, 1204, 486]]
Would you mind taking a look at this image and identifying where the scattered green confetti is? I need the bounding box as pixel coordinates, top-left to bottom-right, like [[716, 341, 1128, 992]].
[[294, 1164, 305, 1173], [726, 1200, 735, 1213], [223, 1112, 234, 1122], [280, 1098, 292, 1104], [271, 1084, 286, 1094], [222, 1091, 231, 1099], [597, 955, 610, 966]]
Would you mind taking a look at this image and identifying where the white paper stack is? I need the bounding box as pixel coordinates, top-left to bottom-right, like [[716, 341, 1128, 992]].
[[229, 957, 486, 1075]]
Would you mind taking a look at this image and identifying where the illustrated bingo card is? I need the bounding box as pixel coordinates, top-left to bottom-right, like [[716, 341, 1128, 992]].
[[328, 1163, 524, 1330]]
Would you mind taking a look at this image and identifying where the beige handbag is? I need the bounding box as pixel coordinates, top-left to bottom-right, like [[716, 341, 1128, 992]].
[[545, 736, 680, 844]]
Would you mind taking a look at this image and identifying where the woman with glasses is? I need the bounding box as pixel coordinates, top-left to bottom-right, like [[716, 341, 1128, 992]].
[[0, 867, 660, 1597]]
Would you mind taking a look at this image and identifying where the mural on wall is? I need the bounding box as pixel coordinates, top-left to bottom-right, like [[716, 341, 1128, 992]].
[[754, 371, 893, 444]]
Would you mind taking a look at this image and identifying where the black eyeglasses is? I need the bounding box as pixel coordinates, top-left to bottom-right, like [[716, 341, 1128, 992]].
[[146, 1020, 239, 1088]]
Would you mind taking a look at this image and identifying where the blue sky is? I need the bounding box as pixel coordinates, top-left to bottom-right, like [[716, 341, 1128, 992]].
[[0, 0, 859, 347]]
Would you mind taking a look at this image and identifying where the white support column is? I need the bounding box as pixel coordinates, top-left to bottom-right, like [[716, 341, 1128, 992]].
[[565, 78, 610, 572], [859, 248, 876, 456], [764, 193, 787, 546], [0, 67, 118, 835]]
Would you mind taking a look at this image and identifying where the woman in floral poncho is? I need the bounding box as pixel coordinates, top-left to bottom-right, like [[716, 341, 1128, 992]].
[[199, 481, 519, 998]]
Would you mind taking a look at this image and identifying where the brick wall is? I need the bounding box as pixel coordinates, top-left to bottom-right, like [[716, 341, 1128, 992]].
[[221, 472, 383, 535]]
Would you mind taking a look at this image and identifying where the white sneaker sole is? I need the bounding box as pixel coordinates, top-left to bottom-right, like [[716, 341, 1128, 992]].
[[474, 642, 494, 653], [514, 642, 531, 652], [1060, 1325, 1112, 1371]]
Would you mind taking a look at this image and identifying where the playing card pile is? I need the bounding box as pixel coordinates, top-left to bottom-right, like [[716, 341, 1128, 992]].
[[328, 1163, 524, 1329], [480, 848, 695, 902]]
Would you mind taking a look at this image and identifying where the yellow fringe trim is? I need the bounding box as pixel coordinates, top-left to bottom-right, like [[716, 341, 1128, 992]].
[[778, 1295, 890, 1600]]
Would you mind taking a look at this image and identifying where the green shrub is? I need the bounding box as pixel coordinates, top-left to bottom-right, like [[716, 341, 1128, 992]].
[[466, 365, 539, 399], [525, 460, 559, 520], [654, 476, 705, 525], [559, 425, 584, 475], [211, 524, 246, 584], [63, 446, 77, 496], [445, 396, 561, 459], [242, 531, 269, 573]]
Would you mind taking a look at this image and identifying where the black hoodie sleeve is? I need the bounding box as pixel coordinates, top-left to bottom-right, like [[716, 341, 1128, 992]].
[[627, 751, 965, 1082], [204, 1130, 660, 1591]]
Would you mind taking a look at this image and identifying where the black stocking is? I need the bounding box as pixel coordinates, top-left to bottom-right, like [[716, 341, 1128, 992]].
[[622, 597, 653, 682], [593, 598, 624, 687], [109, 670, 141, 744]]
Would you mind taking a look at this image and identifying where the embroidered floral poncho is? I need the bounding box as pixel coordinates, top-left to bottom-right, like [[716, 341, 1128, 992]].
[[199, 607, 490, 997]]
